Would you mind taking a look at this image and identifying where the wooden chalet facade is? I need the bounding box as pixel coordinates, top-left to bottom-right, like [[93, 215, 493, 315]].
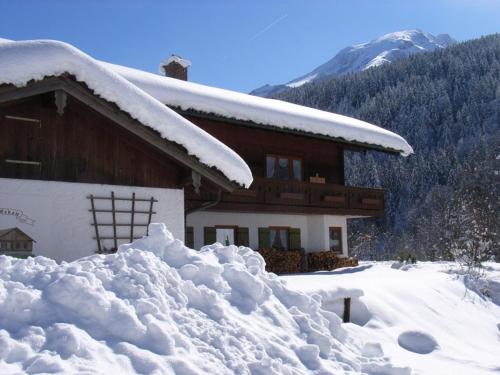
[[182, 111, 385, 256], [183, 113, 385, 218], [0, 39, 412, 269], [134, 58, 411, 262], [0, 40, 249, 262], [0, 77, 232, 191]]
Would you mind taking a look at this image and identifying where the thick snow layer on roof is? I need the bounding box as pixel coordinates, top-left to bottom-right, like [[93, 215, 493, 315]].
[[0, 40, 252, 187], [104, 62, 414, 156], [0, 224, 410, 374]]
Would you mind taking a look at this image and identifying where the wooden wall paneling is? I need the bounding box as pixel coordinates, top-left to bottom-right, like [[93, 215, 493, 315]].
[[0, 92, 187, 189], [185, 115, 345, 184]]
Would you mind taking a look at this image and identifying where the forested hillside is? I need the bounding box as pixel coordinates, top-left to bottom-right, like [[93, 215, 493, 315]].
[[274, 34, 500, 261]]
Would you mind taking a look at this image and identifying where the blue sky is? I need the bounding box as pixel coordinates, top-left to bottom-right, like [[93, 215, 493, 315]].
[[1, 0, 500, 92]]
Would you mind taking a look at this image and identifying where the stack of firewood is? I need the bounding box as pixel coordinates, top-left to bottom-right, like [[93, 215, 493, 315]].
[[307, 251, 358, 272], [257, 248, 302, 274], [256, 248, 358, 274]]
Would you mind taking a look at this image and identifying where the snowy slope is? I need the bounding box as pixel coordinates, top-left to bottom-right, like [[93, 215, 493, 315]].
[[252, 29, 455, 97], [0, 39, 252, 187], [282, 262, 500, 375], [0, 224, 410, 374], [105, 62, 413, 156]]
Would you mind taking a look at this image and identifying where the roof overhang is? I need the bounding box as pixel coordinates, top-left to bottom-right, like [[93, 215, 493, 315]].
[[176, 108, 401, 155], [0, 76, 239, 192]]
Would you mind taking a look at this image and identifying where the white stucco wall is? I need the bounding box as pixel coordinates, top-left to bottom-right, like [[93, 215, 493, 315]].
[[0, 178, 184, 262], [186, 211, 348, 256]]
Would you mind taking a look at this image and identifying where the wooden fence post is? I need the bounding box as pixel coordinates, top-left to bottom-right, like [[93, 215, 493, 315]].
[[343, 297, 351, 323]]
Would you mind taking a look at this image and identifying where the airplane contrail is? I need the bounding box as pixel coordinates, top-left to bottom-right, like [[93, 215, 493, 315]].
[[249, 14, 288, 41]]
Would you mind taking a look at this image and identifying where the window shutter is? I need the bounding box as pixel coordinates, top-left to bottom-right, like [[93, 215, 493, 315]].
[[289, 228, 301, 250], [185, 226, 194, 249], [258, 227, 270, 249], [236, 227, 249, 247], [204, 227, 216, 245]]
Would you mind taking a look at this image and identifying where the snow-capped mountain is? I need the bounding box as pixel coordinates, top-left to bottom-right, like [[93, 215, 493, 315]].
[[251, 29, 455, 97]]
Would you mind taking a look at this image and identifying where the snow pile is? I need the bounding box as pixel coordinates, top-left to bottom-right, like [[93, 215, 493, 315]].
[[104, 62, 414, 156], [0, 224, 409, 374], [0, 39, 252, 187], [282, 262, 500, 375]]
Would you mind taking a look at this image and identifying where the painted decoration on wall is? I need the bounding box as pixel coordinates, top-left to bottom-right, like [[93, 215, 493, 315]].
[[0, 227, 35, 257], [0, 208, 35, 225]]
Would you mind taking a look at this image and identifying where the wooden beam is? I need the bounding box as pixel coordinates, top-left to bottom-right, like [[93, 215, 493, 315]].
[[0, 79, 62, 103]]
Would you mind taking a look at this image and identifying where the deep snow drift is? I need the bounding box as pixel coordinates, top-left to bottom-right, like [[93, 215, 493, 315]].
[[283, 262, 500, 375], [0, 224, 408, 374]]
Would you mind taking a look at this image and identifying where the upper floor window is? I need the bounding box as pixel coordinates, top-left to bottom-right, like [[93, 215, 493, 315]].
[[266, 155, 302, 181]]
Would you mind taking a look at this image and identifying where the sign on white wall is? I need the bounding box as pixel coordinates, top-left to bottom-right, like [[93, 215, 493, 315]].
[[0, 178, 184, 262]]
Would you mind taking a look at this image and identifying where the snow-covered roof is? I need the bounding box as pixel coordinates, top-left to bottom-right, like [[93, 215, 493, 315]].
[[0, 39, 252, 187], [104, 62, 413, 156]]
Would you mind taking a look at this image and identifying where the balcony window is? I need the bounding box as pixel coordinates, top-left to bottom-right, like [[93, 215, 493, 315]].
[[329, 227, 343, 253], [293, 159, 302, 181], [278, 158, 288, 180], [266, 155, 302, 181], [270, 227, 289, 251]]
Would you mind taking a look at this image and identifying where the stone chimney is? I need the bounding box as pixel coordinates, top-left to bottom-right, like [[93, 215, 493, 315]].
[[160, 55, 191, 81]]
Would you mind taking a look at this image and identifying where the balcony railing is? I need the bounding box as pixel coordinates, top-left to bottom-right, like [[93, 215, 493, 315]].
[[186, 177, 384, 216]]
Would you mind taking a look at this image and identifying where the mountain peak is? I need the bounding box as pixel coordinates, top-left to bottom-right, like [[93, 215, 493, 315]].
[[251, 29, 456, 97]]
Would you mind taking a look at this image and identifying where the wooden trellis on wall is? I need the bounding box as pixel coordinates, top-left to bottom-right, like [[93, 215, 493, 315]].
[[88, 191, 157, 253]]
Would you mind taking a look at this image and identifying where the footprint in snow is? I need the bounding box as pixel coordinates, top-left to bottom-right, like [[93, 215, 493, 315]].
[[397, 330, 439, 354]]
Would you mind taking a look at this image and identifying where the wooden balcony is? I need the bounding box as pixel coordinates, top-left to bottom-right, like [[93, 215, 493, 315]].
[[186, 177, 384, 217]]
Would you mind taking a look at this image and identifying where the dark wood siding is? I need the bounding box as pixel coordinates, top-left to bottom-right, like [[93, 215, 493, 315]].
[[183, 114, 384, 217], [0, 92, 185, 188], [184, 115, 345, 185]]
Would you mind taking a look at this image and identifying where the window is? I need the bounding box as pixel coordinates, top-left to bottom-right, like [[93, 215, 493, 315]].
[[292, 159, 302, 181], [270, 227, 289, 251], [329, 227, 343, 253], [216, 227, 236, 246], [266, 155, 302, 181], [266, 156, 276, 179], [278, 158, 289, 180], [185, 227, 194, 249]]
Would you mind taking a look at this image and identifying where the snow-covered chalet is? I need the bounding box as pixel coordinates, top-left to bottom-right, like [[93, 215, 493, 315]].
[[0, 39, 251, 261], [0, 38, 413, 267]]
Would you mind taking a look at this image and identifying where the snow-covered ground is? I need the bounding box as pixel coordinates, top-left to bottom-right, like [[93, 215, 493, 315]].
[[282, 262, 500, 375], [0, 225, 498, 374], [0, 224, 409, 374]]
